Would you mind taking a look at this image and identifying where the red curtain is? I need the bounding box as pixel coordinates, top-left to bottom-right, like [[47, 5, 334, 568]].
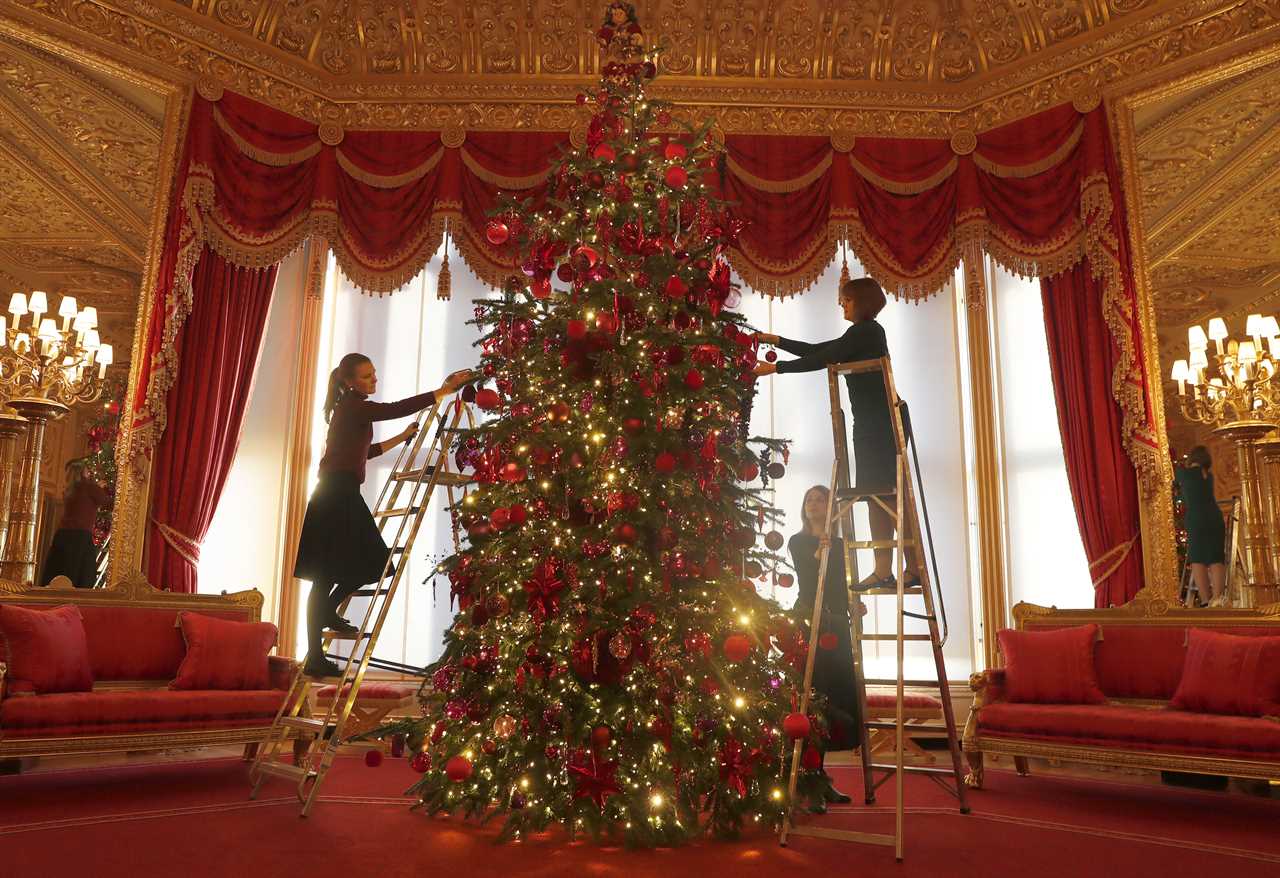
[[145, 248, 277, 593], [1042, 263, 1144, 607]]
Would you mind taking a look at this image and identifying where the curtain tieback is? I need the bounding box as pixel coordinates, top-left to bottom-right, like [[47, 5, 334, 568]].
[[1088, 534, 1138, 590], [152, 518, 201, 567]]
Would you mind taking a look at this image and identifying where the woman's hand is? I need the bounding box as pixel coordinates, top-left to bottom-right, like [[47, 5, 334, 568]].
[[754, 331, 779, 345], [754, 361, 777, 377], [399, 422, 419, 445], [439, 369, 476, 395]]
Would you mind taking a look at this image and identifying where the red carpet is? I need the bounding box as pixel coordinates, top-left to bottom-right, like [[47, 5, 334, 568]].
[[2, 757, 1277, 877]]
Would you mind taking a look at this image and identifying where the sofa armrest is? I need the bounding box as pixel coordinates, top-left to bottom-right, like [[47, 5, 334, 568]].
[[268, 655, 299, 690], [963, 669, 1007, 747]]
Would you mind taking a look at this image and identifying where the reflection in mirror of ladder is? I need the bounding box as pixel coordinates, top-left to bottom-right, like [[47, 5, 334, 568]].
[[248, 396, 476, 816], [779, 356, 969, 863]]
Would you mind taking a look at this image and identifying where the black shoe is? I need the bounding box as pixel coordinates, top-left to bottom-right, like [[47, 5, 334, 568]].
[[325, 615, 358, 635], [808, 799, 828, 815], [825, 786, 852, 804], [303, 655, 343, 678]]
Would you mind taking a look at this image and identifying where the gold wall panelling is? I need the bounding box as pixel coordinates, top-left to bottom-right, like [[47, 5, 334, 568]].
[[0, 1, 1275, 137]]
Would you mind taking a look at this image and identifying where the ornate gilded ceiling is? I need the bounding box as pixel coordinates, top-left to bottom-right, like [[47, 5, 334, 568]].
[[1137, 58, 1280, 358], [0, 34, 165, 368]]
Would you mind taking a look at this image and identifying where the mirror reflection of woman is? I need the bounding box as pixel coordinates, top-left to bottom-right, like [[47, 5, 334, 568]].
[[789, 484, 863, 812], [293, 353, 474, 678], [1175, 445, 1227, 607], [40, 459, 108, 588]]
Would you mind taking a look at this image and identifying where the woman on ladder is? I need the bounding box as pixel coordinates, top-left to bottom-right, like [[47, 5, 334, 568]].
[[789, 484, 865, 812], [755, 276, 921, 587], [1176, 445, 1228, 607], [295, 353, 473, 677]]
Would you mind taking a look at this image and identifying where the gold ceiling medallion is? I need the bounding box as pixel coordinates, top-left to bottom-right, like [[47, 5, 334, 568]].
[[1072, 90, 1102, 114], [195, 77, 224, 103], [440, 124, 466, 149], [950, 130, 977, 156], [317, 122, 344, 147], [829, 131, 855, 154]]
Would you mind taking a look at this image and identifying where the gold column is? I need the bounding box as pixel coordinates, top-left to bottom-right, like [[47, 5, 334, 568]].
[[0, 398, 70, 584], [0, 411, 28, 570], [276, 238, 327, 658], [1214, 420, 1279, 605], [1256, 435, 1280, 582], [961, 254, 1008, 669]]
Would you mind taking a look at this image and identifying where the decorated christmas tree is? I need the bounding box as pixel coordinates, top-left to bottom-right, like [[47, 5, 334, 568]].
[[78, 386, 122, 546], [393, 4, 825, 845]]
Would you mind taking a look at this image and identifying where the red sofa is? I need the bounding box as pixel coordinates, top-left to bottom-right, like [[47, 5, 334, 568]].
[[0, 573, 294, 768], [963, 600, 1280, 786]]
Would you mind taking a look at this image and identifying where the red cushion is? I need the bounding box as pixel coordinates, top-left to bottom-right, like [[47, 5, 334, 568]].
[[865, 692, 941, 711], [0, 688, 285, 737], [0, 602, 253, 681], [0, 604, 93, 694], [171, 612, 277, 691], [1171, 629, 1280, 717], [976, 702, 1280, 760], [315, 682, 416, 702], [997, 624, 1105, 705]]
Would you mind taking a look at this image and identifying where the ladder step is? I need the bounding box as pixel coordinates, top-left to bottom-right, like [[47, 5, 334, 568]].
[[902, 611, 936, 621], [256, 761, 314, 783], [846, 540, 917, 549], [279, 716, 332, 734], [854, 587, 924, 596], [860, 634, 933, 642], [374, 506, 420, 519], [869, 763, 961, 776], [393, 467, 473, 487], [836, 487, 897, 499], [322, 631, 371, 641], [350, 588, 388, 598], [866, 721, 952, 733]]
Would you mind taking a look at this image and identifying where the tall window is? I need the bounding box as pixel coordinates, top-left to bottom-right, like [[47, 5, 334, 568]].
[[989, 262, 1092, 610]]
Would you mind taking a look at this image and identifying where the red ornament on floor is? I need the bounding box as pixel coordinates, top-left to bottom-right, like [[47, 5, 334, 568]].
[[364, 749, 383, 768]]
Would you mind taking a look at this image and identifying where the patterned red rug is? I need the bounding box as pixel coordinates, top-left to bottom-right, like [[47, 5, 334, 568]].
[[2, 757, 1276, 877]]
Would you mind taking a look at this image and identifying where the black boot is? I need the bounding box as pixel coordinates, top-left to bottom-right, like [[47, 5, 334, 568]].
[[303, 653, 342, 678], [825, 785, 853, 804]]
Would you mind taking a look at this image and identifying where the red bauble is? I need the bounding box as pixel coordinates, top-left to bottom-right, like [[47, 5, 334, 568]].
[[531, 277, 552, 300], [587, 171, 606, 188], [623, 417, 644, 434], [767, 462, 787, 479], [783, 712, 812, 741], [764, 531, 785, 551], [566, 319, 588, 340], [364, 749, 384, 767], [490, 507, 511, 530], [663, 142, 688, 160], [508, 504, 528, 526], [550, 401, 572, 421], [683, 368, 704, 390], [765, 350, 777, 363], [743, 559, 763, 578], [484, 220, 510, 246], [591, 725, 613, 750], [445, 755, 473, 782], [593, 144, 616, 161], [723, 634, 752, 663], [655, 452, 676, 473], [733, 527, 756, 549], [474, 388, 501, 410], [410, 751, 432, 773], [665, 275, 689, 299], [818, 632, 839, 651], [557, 263, 575, 282], [777, 573, 795, 588], [664, 166, 688, 189], [596, 312, 619, 333], [614, 523, 639, 545], [801, 745, 822, 771], [482, 740, 498, 755], [738, 462, 760, 481], [501, 462, 527, 483]]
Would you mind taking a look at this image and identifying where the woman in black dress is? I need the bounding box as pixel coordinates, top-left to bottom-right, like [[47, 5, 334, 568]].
[[789, 484, 864, 811], [756, 277, 920, 586], [294, 353, 473, 677], [1175, 445, 1227, 607], [41, 459, 108, 588]]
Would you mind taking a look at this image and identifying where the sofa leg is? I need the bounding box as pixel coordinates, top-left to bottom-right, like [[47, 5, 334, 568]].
[[242, 743, 259, 762], [964, 751, 984, 789], [1013, 755, 1030, 777], [0, 757, 36, 775]]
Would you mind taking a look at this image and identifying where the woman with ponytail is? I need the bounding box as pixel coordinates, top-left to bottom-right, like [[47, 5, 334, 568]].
[[294, 353, 473, 677]]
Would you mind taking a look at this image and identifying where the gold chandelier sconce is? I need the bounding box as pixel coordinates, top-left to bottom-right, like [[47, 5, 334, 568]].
[[0, 291, 113, 586], [1171, 313, 1280, 604]]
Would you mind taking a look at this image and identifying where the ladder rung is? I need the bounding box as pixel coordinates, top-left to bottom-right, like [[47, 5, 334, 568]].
[[866, 721, 952, 733], [350, 588, 388, 598], [256, 761, 313, 783], [864, 678, 946, 688], [393, 468, 473, 487], [846, 540, 917, 549], [836, 487, 897, 499], [374, 506, 420, 519], [860, 634, 933, 641], [854, 587, 924, 596], [902, 611, 935, 621], [869, 763, 961, 776], [322, 631, 371, 641], [279, 716, 332, 734]]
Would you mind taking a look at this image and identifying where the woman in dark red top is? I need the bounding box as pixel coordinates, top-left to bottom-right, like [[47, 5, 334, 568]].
[[41, 460, 109, 588], [294, 353, 473, 677]]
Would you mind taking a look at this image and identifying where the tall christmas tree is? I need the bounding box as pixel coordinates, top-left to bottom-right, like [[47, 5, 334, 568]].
[[397, 4, 824, 845]]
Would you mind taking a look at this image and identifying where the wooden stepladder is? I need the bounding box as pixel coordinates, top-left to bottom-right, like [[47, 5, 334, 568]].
[[780, 357, 968, 861], [250, 397, 474, 816]]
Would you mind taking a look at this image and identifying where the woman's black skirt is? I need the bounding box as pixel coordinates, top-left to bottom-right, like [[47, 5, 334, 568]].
[[41, 528, 98, 588], [293, 471, 390, 585]]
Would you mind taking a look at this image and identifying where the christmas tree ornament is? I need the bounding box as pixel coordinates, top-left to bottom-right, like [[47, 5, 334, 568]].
[[485, 220, 510, 245], [410, 751, 432, 773], [765, 350, 777, 363], [664, 275, 688, 299], [663, 142, 687, 160], [738, 462, 759, 481], [782, 712, 811, 740], [777, 573, 795, 588], [767, 462, 787, 479], [445, 755, 474, 782], [591, 725, 613, 750], [723, 634, 752, 663], [664, 166, 689, 189], [364, 749, 384, 768], [801, 745, 822, 771], [609, 632, 633, 660], [593, 144, 616, 161], [764, 531, 785, 551], [683, 368, 704, 390], [654, 451, 676, 473], [566, 319, 588, 340], [482, 740, 498, 755], [475, 388, 501, 410], [508, 504, 528, 526]]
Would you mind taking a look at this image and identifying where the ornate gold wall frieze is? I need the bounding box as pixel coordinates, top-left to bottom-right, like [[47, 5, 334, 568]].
[[2, 1, 1276, 138]]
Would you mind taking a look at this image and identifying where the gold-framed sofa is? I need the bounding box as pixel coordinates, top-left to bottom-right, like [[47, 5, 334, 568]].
[[963, 597, 1280, 787], [0, 573, 297, 768]]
